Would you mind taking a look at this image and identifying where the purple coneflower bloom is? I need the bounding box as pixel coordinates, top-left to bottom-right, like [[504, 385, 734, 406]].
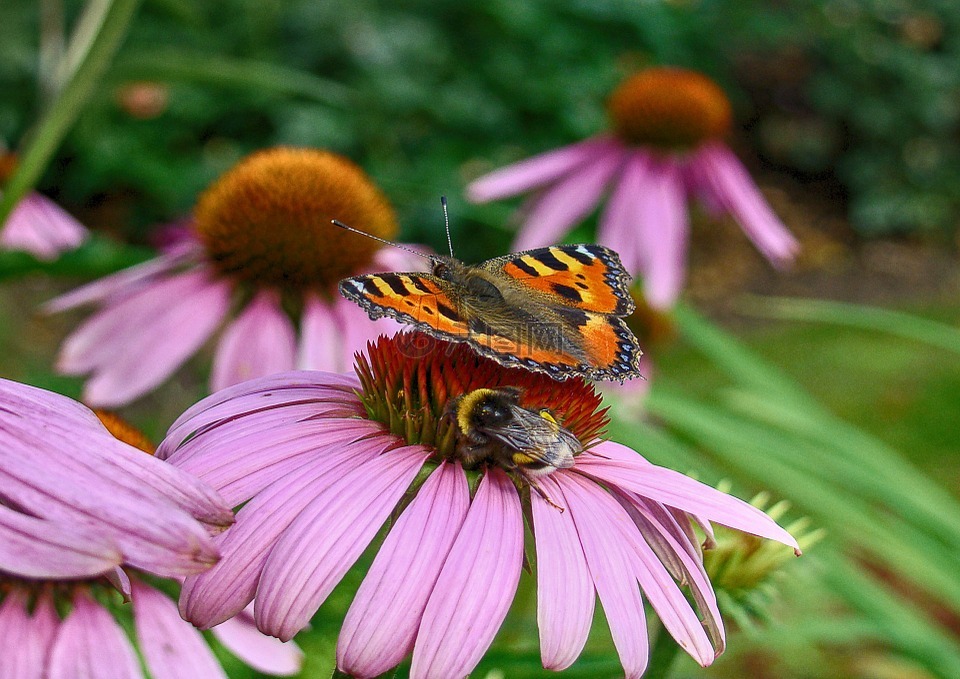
[[158, 333, 799, 678], [0, 378, 302, 677], [467, 67, 800, 309], [47, 147, 419, 407]]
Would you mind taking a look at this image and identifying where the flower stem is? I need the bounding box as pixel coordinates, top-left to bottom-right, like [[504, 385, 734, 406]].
[[0, 0, 140, 226], [647, 625, 683, 678]]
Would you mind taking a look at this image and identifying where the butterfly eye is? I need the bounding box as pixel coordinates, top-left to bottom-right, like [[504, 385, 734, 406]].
[[433, 261, 449, 278]]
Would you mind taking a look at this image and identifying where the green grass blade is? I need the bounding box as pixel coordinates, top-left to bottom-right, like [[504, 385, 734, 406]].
[[0, 0, 141, 226], [739, 295, 960, 355], [110, 50, 351, 107]]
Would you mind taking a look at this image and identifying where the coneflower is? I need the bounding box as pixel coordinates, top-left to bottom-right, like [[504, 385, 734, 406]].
[[0, 378, 302, 676], [159, 332, 799, 678], [47, 147, 422, 407], [467, 66, 800, 308]]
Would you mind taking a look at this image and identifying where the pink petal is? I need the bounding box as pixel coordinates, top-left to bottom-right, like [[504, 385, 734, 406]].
[[631, 155, 689, 309], [0, 193, 87, 260], [57, 269, 232, 407], [132, 580, 228, 679], [513, 145, 626, 251], [0, 591, 59, 679], [333, 294, 404, 369], [180, 436, 393, 628], [410, 468, 524, 679], [159, 371, 361, 457], [466, 137, 615, 203], [338, 462, 470, 677], [48, 593, 143, 679], [0, 429, 221, 577], [559, 472, 648, 679], [531, 475, 594, 671], [616, 507, 714, 665], [212, 608, 303, 676], [597, 151, 648, 277], [0, 503, 121, 578], [211, 291, 297, 391], [579, 441, 800, 552], [45, 242, 200, 313], [175, 418, 380, 507], [687, 143, 799, 266], [296, 294, 342, 372], [256, 446, 431, 641], [623, 495, 725, 656]]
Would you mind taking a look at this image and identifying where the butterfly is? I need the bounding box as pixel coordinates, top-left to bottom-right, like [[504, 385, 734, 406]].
[[334, 208, 642, 382]]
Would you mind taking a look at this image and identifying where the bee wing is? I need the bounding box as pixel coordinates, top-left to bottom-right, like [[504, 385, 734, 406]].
[[484, 406, 580, 470]]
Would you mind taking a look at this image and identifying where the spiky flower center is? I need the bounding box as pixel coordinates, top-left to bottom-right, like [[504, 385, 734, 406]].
[[94, 410, 155, 454], [194, 147, 396, 292], [355, 332, 608, 464], [607, 67, 732, 150]]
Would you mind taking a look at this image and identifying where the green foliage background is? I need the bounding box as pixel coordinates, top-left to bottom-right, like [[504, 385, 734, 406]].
[[4, 0, 960, 247]]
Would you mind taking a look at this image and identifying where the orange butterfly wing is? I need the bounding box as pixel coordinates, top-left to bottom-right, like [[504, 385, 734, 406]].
[[339, 273, 469, 338], [340, 271, 589, 378], [485, 245, 635, 316]]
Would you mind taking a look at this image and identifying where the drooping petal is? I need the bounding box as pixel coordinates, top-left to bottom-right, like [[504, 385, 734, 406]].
[[0, 503, 121, 578], [631, 155, 689, 309], [597, 152, 648, 277], [296, 294, 341, 372], [514, 144, 626, 251], [132, 580, 228, 679], [0, 392, 233, 531], [44, 242, 200, 313], [687, 143, 799, 266], [256, 445, 430, 641], [333, 294, 404, 369], [180, 435, 393, 628], [211, 291, 297, 391], [615, 503, 715, 665], [531, 475, 594, 671], [622, 494, 725, 657], [0, 192, 87, 260], [410, 468, 524, 679], [338, 462, 470, 678], [48, 593, 143, 679], [212, 607, 303, 676], [0, 431, 220, 577], [57, 269, 231, 407], [560, 473, 649, 679], [466, 137, 614, 202], [578, 441, 800, 552], [0, 591, 58, 679]]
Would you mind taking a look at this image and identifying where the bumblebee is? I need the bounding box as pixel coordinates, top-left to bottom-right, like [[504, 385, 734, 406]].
[[449, 388, 581, 508]]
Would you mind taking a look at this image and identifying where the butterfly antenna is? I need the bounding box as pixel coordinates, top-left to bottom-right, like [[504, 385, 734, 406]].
[[331, 220, 434, 261], [440, 196, 454, 257]]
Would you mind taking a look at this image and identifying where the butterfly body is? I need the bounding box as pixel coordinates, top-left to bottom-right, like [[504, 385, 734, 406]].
[[339, 244, 642, 381]]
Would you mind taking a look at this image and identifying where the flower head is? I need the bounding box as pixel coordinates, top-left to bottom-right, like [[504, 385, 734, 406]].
[[0, 379, 301, 677], [159, 332, 799, 678], [0, 153, 88, 260], [467, 66, 799, 309], [48, 146, 422, 407]]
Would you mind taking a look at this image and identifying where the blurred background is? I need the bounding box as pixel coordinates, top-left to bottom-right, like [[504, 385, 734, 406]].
[[1, 1, 959, 677]]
